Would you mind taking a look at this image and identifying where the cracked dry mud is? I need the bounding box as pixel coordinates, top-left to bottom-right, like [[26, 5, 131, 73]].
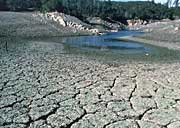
[[1, 41, 180, 128]]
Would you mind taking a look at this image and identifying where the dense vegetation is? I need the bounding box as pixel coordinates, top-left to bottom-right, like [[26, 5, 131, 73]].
[[0, 0, 180, 21]]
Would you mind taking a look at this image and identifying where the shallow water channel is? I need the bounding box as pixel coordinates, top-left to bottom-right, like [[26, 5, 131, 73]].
[[0, 30, 180, 62], [62, 30, 149, 54]]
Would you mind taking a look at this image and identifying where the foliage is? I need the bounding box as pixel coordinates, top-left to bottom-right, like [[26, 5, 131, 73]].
[[170, 7, 180, 15], [40, 0, 63, 12], [0, 0, 179, 21], [5, 0, 34, 11], [0, 0, 8, 10]]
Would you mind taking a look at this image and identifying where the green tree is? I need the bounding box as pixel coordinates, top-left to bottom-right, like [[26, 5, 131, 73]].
[[40, 0, 63, 12], [0, 0, 8, 10]]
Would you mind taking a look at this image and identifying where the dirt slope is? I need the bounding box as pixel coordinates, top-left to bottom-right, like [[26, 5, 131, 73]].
[[0, 12, 91, 37]]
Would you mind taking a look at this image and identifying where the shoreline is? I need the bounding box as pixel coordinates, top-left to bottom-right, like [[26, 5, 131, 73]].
[[116, 36, 180, 51], [1, 38, 180, 127], [125, 19, 180, 51], [0, 33, 94, 39], [1, 12, 180, 127]]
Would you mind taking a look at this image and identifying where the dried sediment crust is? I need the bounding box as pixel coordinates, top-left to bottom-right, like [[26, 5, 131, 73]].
[[1, 41, 180, 128]]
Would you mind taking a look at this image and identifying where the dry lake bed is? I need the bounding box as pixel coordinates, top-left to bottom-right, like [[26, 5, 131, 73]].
[[1, 32, 180, 128]]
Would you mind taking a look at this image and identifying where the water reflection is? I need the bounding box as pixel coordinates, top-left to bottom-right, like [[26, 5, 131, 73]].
[[1, 30, 180, 62], [63, 30, 150, 54]]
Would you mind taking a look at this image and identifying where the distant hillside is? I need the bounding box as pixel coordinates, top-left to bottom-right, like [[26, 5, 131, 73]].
[[0, 0, 179, 21], [0, 12, 92, 37], [0, 11, 126, 37]]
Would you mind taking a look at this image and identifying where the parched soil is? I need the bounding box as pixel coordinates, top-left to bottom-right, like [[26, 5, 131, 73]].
[[1, 39, 180, 128], [1, 12, 180, 128], [131, 20, 180, 50]]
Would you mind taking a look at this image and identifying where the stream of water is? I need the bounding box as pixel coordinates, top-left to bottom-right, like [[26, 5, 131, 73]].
[[0, 30, 180, 62], [62, 30, 150, 54]]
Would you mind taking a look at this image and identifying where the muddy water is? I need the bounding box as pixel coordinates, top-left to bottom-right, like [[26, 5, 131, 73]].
[[0, 30, 180, 62]]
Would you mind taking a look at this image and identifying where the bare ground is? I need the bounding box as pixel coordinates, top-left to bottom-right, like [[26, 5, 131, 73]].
[[127, 20, 180, 50], [1, 38, 180, 128], [139, 20, 180, 42], [1, 13, 180, 128], [0, 12, 91, 37]]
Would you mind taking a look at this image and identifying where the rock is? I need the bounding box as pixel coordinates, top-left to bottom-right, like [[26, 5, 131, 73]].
[[87, 17, 125, 31], [143, 20, 148, 25], [174, 27, 179, 31], [38, 12, 91, 33], [90, 28, 99, 33], [35, 12, 126, 34], [127, 20, 133, 26], [57, 17, 66, 27], [128, 19, 150, 29]]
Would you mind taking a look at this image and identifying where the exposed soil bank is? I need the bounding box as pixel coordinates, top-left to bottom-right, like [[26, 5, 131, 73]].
[[0, 12, 92, 37], [0, 11, 126, 37], [127, 19, 180, 50], [117, 36, 180, 51]]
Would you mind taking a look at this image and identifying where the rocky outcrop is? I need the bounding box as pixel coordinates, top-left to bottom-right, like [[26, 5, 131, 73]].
[[127, 19, 180, 32], [127, 19, 148, 29], [36, 12, 127, 35], [0, 12, 93, 37], [35, 12, 95, 33], [174, 26, 180, 31], [36, 12, 125, 35], [86, 17, 126, 32]]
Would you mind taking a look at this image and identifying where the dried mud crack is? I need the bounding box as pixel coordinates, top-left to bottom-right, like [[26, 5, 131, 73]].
[[1, 42, 180, 128]]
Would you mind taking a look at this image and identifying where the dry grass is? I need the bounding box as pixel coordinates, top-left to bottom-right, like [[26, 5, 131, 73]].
[[0, 12, 90, 37]]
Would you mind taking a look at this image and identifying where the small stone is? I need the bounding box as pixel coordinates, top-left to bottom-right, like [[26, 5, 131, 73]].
[[174, 27, 179, 31]]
